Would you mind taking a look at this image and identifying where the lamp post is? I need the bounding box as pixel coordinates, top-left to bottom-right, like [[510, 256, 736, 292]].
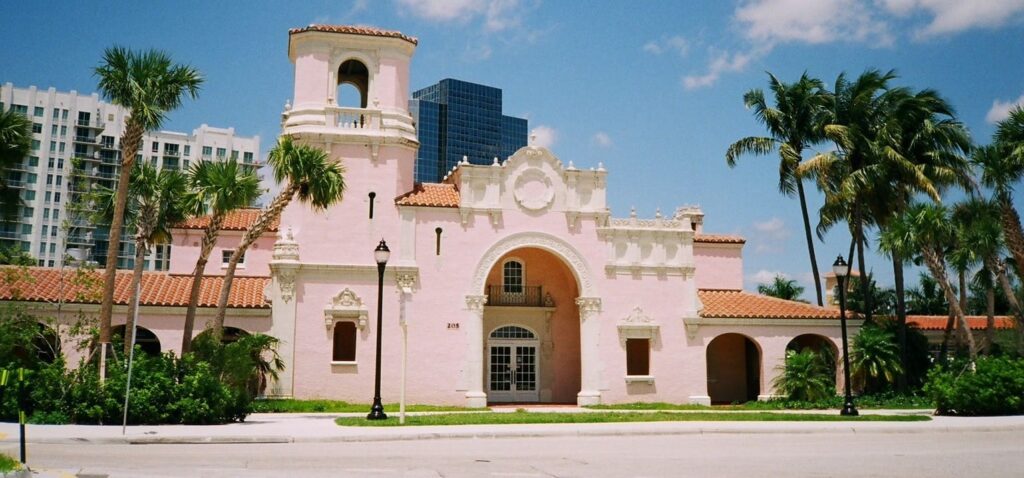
[[368, 239, 390, 420], [833, 255, 858, 416]]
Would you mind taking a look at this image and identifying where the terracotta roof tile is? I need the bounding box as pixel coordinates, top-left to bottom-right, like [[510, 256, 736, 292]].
[[176, 208, 279, 233], [0, 267, 269, 309], [699, 289, 839, 319], [694, 234, 746, 244], [289, 24, 418, 45], [395, 183, 460, 208], [907, 315, 1016, 331]]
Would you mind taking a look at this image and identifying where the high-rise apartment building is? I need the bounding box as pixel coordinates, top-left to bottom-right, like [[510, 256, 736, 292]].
[[409, 79, 527, 183], [0, 83, 260, 271]]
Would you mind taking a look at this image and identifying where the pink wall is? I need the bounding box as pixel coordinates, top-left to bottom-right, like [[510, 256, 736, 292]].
[[694, 244, 744, 290], [168, 229, 275, 277]]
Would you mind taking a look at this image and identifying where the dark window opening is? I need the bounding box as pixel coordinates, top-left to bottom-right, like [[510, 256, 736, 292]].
[[626, 338, 650, 376], [332, 321, 357, 362]]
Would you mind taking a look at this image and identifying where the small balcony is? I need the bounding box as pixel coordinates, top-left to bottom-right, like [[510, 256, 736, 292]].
[[73, 135, 96, 144], [329, 106, 382, 130], [486, 285, 552, 307]]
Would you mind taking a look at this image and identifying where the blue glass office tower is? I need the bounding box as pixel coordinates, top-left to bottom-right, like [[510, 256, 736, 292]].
[[410, 79, 528, 183]]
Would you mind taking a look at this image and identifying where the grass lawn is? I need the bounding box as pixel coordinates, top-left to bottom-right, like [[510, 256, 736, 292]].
[[335, 411, 931, 427], [251, 398, 481, 413]]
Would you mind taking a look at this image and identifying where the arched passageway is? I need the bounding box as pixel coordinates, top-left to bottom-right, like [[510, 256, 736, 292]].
[[786, 333, 838, 388], [706, 333, 761, 404], [112, 325, 161, 356]]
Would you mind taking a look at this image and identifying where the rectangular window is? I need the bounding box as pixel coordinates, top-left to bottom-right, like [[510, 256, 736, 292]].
[[202, 146, 212, 157], [21, 207, 33, 218], [60, 125, 67, 137], [48, 260, 54, 267], [49, 141, 56, 153], [37, 259, 44, 267], [43, 208, 49, 219], [152, 142, 159, 153], [52, 109, 59, 120], [28, 156, 38, 167], [58, 142, 65, 153], [27, 173, 37, 184], [50, 124, 57, 135], [41, 225, 48, 237], [47, 158, 54, 168], [183, 145, 191, 156], [55, 176, 62, 186], [332, 321, 357, 362], [32, 123, 42, 134], [77, 111, 90, 126], [49, 243, 56, 254], [12, 105, 27, 114], [52, 208, 58, 220], [243, 152, 253, 163], [46, 174, 53, 185], [21, 224, 32, 235], [216, 147, 226, 158], [53, 192, 60, 204], [183, 159, 190, 169], [33, 106, 43, 117], [57, 158, 63, 169], [61, 110, 68, 120], [44, 191, 51, 202], [231, 150, 239, 159], [626, 339, 650, 376], [23, 190, 34, 201], [221, 249, 244, 266]]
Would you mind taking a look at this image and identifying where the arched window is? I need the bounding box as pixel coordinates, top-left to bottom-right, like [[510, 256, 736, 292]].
[[337, 59, 369, 108], [502, 259, 524, 293], [332, 321, 357, 362], [490, 325, 535, 340]]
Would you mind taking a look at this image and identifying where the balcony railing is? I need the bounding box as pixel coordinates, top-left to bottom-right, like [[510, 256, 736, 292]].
[[486, 285, 551, 307], [328, 106, 382, 130]]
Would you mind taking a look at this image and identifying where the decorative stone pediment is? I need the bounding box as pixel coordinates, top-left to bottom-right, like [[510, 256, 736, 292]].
[[324, 288, 368, 329], [617, 305, 659, 343]]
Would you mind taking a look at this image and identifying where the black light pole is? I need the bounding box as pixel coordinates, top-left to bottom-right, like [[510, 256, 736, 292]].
[[368, 239, 390, 420], [833, 255, 858, 416]]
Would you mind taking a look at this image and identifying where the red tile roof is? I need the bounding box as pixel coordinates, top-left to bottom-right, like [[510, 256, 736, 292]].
[[907, 315, 1016, 331], [395, 183, 460, 207], [0, 267, 269, 309], [694, 234, 746, 244], [289, 24, 418, 45], [176, 208, 279, 233], [699, 289, 840, 319]]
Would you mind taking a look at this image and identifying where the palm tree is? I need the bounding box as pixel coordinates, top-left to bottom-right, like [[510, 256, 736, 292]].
[[209, 137, 345, 339], [976, 120, 1024, 287], [772, 348, 835, 401], [849, 323, 902, 393], [757, 275, 806, 301], [906, 273, 948, 314], [726, 72, 829, 306], [879, 203, 978, 363], [93, 47, 202, 372], [0, 109, 33, 219], [180, 159, 260, 354]]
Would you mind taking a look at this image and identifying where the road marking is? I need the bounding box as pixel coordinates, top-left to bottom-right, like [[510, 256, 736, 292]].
[[490, 473, 544, 477], [343, 468, 395, 474]]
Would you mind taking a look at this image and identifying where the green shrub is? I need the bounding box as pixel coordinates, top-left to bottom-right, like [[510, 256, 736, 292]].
[[924, 356, 1024, 416], [773, 348, 835, 402], [0, 452, 20, 473], [851, 324, 903, 394]]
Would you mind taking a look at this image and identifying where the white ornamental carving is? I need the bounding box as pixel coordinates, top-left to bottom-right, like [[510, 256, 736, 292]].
[[575, 297, 602, 321], [324, 288, 368, 329], [396, 273, 416, 293], [278, 269, 296, 303], [513, 168, 554, 211], [465, 294, 488, 312], [617, 305, 659, 342], [471, 232, 596, 297]]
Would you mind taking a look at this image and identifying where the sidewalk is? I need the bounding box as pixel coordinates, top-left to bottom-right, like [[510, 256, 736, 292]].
[[3, 408, 1024, 445]]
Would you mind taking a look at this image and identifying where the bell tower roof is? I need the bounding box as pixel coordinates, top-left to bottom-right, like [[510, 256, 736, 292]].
[[288, 24, 418, 46]]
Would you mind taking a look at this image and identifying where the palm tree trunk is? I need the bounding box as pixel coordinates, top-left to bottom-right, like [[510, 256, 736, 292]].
[[991, 257, 1024, 355], [985, 281, 995, 355], [938, 308, 954, 363], [97, 115, 144, 380], [210, 184, 299, 339], [892, 252, 908, 393], [855, 216, 871, 322], [796, 179, 823, 306], [181, 212, 225, 354], [956, 269, 968, 351], [999, 197, 1024, 285], [123, 234, 148, 357], [923, 247, 977, 363]]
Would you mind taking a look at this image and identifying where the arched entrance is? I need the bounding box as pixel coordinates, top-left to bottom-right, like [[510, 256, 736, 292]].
[[113, 325, 161, 356], [195, 327, 249, 345], [706, 333, 761, 404], [337, 59, 368, 108], [464, 232, 601, 407]]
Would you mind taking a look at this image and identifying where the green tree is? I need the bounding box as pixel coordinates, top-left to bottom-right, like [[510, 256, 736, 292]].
[[93, 47, 202, 370], [726, 72, 829, 306], [0, 109, 33, 219], [209, 137, 345, 339], [180, 159, 260, 354], [772, 348, 835, 402], [757, 275, 806, 301], [906, 273, 949, 314], [0, 245, 35, 266], [879, 203, 978, 362], [843, 273, 896, 317], [850, 324, 903, 393]]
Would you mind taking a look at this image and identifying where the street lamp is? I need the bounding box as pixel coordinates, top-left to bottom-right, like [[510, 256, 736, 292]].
[[833, 255, 858, 416], [368, 239, 390, 420]]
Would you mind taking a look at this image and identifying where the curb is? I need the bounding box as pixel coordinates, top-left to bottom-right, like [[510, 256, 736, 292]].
[[7, 421, 1024, 445]]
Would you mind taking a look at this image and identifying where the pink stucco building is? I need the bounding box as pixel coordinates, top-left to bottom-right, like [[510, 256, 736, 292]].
[[3, 25, 863, 407]]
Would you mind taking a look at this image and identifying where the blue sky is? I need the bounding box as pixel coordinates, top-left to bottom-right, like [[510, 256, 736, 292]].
[[3, 0, 1024, 299]]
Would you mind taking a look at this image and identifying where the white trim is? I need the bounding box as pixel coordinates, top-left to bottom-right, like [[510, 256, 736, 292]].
[[624, 375, 655, 384], [330, 361, 357, 366], [683, 316, 862, 339], [469, 231, 597, 297]]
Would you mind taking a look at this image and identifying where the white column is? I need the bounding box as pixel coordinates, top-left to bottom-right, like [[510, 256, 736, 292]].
[[575, 297, 603, 406], [464, 295, 488, 408]]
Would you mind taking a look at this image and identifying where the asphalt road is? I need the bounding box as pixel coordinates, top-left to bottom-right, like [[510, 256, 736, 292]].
[[7, 429, 1023, 477]]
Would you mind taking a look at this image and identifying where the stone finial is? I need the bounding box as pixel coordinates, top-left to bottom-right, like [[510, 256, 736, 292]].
[[655, 208, 662, 219], [461, 155, 469, 165], [568, 160, 576, 170], [530, 133, 537, 145], [284, 99, 292, 111], [492, 156, 500, 166], [630, 206, 637, 218], [597, 162, 605, 171]]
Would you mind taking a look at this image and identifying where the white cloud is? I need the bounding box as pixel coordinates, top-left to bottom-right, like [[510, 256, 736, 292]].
[[463, 43, 493, 61], [395, 0, 523, 32], [987, 95, 1024, 124], [642, 35, 689, 56], [530, 125, 557, 149], [748, 269, 788, 285], [683, 47, 764, 90], [735, 0, 893, 46], [592, 132, 613, 148], [880, 0, 1024, 38], [752, 217, 790, 240]]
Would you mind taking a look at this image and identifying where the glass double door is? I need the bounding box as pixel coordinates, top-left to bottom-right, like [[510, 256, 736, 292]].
[[487, 342, 539, 402]]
